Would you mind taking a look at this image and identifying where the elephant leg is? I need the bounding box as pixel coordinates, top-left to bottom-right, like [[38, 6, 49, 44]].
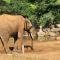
[[13, 38, 23, 53], [1, 36, 11, 53], [2, 40, 11, 53], [0, 38, 5, 53], [18, 30, 24, 53], [13, 30, 24, 53], [18, 38, 23, 52], [13, 39, 18, 52]]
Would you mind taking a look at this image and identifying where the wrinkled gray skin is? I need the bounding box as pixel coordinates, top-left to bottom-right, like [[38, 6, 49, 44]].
[[0, 14, 32, 53]]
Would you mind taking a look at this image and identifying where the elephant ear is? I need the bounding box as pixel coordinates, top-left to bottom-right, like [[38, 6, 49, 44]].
[[24, 18, 28, 31], [24, 18, 32, 32]]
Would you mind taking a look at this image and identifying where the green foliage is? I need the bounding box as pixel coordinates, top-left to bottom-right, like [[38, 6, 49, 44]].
[[55, 0, 60, 5], [3, 0, 11, 3], [39, 12, 55, 26], [0, 0, 60, 28]]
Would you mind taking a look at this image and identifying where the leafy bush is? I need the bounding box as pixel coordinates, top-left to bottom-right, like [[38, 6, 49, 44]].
[[0, 0, 60, 28]]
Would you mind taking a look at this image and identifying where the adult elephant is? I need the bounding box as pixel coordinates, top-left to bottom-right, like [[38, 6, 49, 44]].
[[0, 14, 32, 53]]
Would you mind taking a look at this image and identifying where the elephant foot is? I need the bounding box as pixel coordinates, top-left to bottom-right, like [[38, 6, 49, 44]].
[[0, 50, 6, 54], [13, 48, 21, 53], [5, 48, 12, 54], [0, 47, 12, 54]]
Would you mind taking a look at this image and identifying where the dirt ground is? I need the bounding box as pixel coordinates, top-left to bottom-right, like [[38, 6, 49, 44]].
[[0, 40, 60, 60]]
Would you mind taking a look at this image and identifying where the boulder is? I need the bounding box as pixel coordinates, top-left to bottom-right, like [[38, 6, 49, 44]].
[[56, 36, 60, 40]]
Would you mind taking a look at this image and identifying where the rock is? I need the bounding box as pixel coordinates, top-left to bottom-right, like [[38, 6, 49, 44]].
[[8, 37, 14, 47], [56, 24, 60, 28], [37, 28, 45, 41], [56, 36, 60, 40]]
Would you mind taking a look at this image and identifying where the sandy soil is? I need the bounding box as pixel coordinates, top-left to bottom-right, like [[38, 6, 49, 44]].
[[0, 40, 60, 60]]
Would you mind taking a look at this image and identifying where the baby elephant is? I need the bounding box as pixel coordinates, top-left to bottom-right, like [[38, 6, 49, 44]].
[[0, 14, 32, 53]]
